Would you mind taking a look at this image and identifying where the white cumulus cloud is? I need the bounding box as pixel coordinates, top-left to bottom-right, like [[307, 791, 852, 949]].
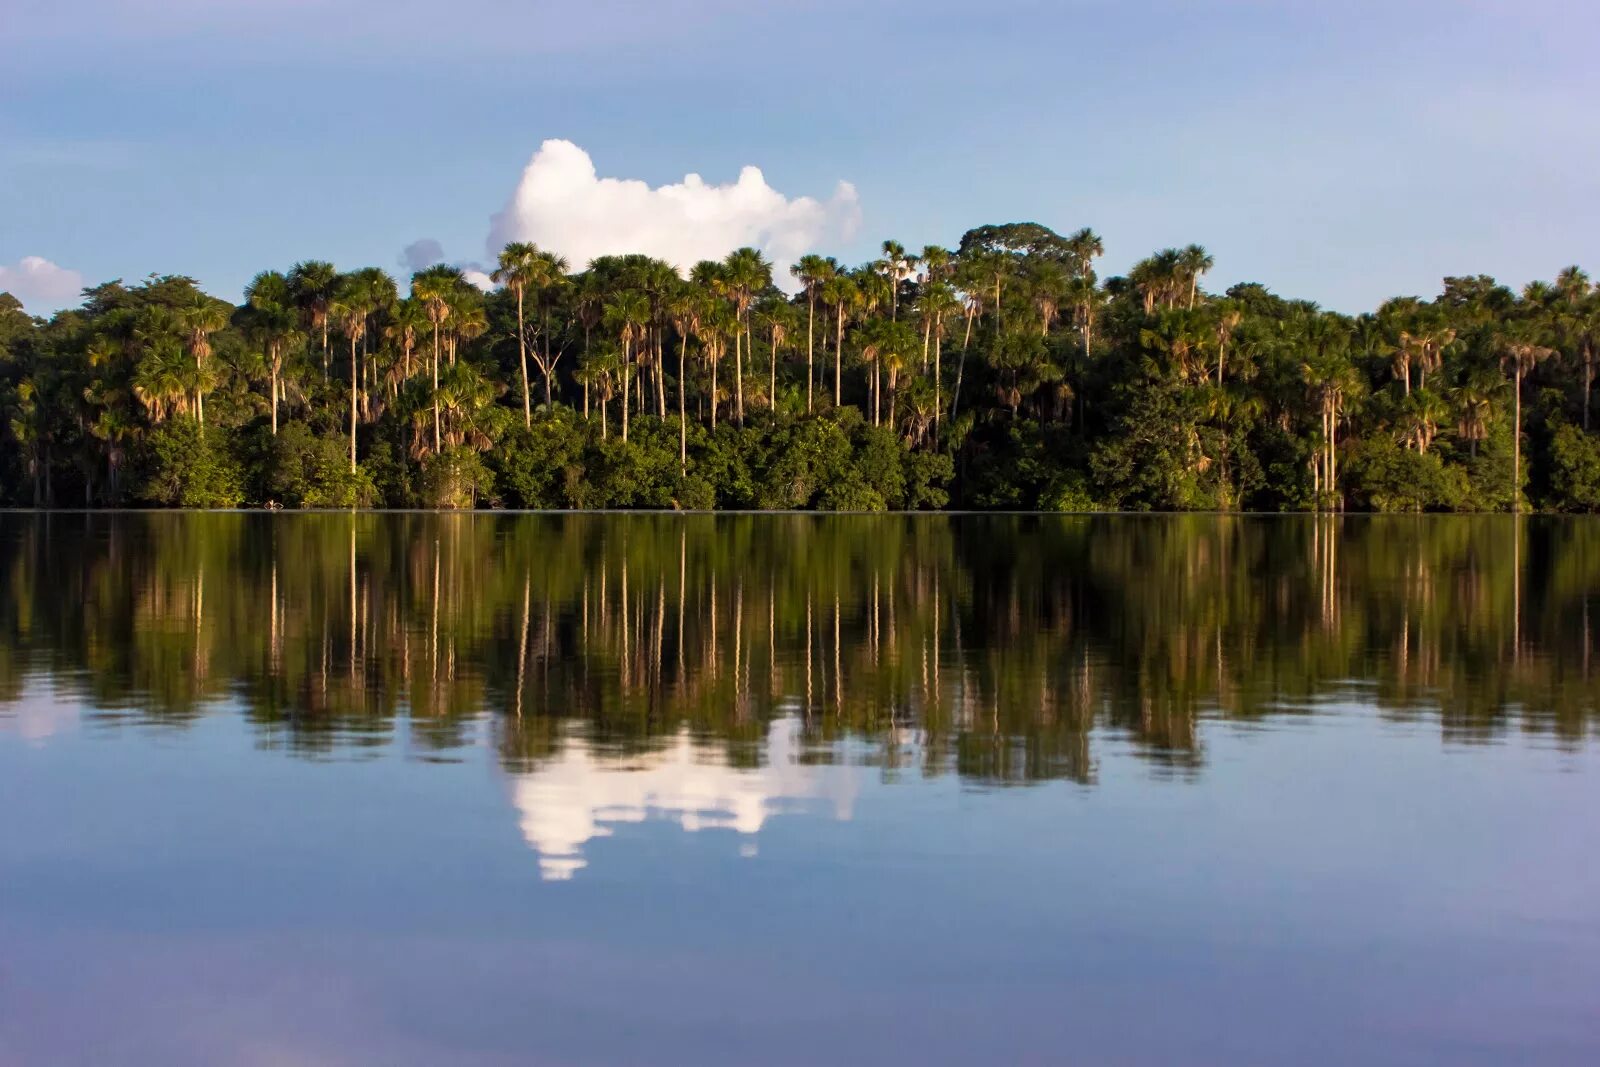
[[487, 139, 861, 289], [0, 256, 84, 313]]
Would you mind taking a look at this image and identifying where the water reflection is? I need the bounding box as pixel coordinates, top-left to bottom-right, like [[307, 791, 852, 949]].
[[0, 513, 1596, 778], [506, 717, 858, 879]]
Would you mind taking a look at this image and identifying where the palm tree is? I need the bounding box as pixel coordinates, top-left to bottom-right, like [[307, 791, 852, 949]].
[[791, 254, 835, 413], [722, 247, 771, 424], [1028, 259, 1070, 338], [384, 298, 428, 388], [331, 276, 373, 473], [133, 339, 193, 424], [604, 290, 650, 442], [757, 297, 795, 415], [880, 240, 910, 320], [1179, 244, 1215, 309], [1501, 327, 1556, 512], [820, 273, 858, 408], [289, 260, 338, 379], [667, 285, 701, 470], [410, 265, 463, 455], [1450, 370, 1498, 458], [1064, 228, 1104, 281], [243, 270, 300, 435], [349, 268, 397, 423], [914, 282, 960, 433], [494, 241, 541, 427], [1210, 301, 1243, 386], [177, 293, 229, 428]]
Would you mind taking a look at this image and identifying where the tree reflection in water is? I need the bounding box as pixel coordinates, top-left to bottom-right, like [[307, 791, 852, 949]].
[[0, 513, 1595, 785]]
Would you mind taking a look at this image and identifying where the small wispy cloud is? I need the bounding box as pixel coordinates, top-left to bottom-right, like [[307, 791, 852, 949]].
[[0, 256, 84, 313], [398, 238, 493, 293], [486, 139, 861, 289]]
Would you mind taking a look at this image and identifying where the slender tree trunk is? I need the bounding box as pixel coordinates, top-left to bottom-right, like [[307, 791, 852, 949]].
[[1585, 351, 1593, 432], [834, 308, 843, 407], [657, 333, 667, 420], [349, 335, 358, 473], [678, 336, 687, 473], [934, 327, 942, 434], [806, 294, 819, 415], [270, 351, 280, 436], [735, 319, 745, 426], [873, 360, 880, 426], [711, 344, 719, 430], [1514, 367, 1523, 513], [517, 288, 531, 428], [622, 338, 631, 443], [431, 323, 441, 455], [769, 330, 777, 414]]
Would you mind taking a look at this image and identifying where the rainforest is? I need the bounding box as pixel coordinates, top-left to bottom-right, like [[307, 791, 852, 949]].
[[2, 222, 1598, 512]]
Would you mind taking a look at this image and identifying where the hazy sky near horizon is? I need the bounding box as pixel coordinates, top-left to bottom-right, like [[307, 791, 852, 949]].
[[3, 0, 1596, 312]]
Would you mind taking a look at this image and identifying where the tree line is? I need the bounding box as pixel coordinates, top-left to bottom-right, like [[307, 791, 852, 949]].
[[3, 221, 1599, 511]]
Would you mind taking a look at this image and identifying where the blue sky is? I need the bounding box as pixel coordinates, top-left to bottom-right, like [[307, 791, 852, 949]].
[[3, 0, 1596, 312]]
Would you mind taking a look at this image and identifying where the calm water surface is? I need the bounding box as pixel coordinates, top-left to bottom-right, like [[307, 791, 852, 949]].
[[1, 514, 1597, 1066]]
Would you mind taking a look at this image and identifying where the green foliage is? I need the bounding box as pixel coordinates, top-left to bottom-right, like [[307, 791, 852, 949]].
[[5, 237, 1600, 512], [1547, 423, 1600, 512], [1346, 438, 1468, 512], [136, 419, 246, 508], [265, 421, 375, 507], [422, 447, 492, 509]]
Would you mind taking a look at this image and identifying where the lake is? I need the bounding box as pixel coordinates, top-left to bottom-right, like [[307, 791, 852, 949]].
[[1, 513, 1597, 1066]]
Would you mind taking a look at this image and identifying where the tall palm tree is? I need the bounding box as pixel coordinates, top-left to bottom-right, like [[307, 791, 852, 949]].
[[349, 268, 397, 423], [243, 270, 300, 435], [331, 277, 373, 473], [604, 290, 650, 442], [791, 254, 835, 413], [1450, 370, 1499, 458], [880, 239, 910, 320], [411, 265, 463, 455], [1501, 327, 1555, 512], [820, 273, 858, 408], [177, 294, 229, 428], [1179, 244, 1215, 309], [667, 284, 701, 469], [384, 298, 428, 388], [289, 260, 338, 379], [493, 241, 541, 428], [914, 282, 960, 433], [722, 247, 771, 424], [1065, 228, 1104, 281]]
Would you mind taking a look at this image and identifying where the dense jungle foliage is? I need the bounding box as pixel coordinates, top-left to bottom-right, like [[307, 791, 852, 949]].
[[3, 223, 1599, 511]]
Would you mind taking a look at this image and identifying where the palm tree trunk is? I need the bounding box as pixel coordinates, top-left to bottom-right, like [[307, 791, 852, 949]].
[[431, 324, 441, 455], [806, 294, 819, 415], [517, 289, 531, 428], [769, 330, 777, 413], [350, 331, 360, 470], [1585, 351, 1594, 432], [834, 308, 843, 406], [735, 321, 745, 426], [934, 328, 942, 434], [1514, 368, 1523, 513], [678, 336, 687, 473], [657, 334, 667, 420], [622, 339, 631, 443], [270, 351, 280, 436]]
